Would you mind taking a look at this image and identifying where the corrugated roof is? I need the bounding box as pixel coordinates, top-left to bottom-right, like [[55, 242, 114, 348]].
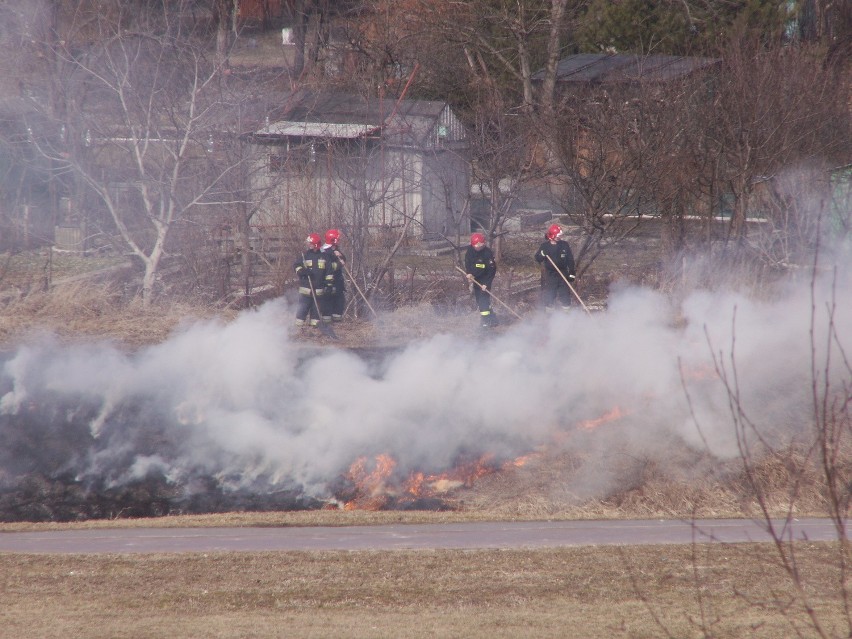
[[533, 53, 721, 84], [255, 91, 452, 145], [254, 121, 381, 139]]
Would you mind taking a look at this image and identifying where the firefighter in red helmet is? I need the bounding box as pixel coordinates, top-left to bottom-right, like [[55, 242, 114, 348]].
[[293, 232, 330, 327], [464, 231, 498, 328], [534, 223, 576, 311], [321, 228, 346, 322]]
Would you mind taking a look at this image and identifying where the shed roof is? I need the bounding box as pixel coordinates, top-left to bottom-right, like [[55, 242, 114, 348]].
[[253, 91, 456, 147], [255, 121, 381, 139], [533, 53, 721, 84]]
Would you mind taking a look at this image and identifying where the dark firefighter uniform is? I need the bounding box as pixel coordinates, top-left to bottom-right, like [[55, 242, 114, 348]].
[[535, 236, 576, 310], [464, 242, 498, 327], [294, 246, 331, 327], [321, 244, 346, 321]]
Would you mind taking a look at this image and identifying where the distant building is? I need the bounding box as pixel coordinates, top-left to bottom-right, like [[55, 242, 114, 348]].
[[523, 53, 723, 218], [247, 91, 470, 241], [534, 52, 721, 88]]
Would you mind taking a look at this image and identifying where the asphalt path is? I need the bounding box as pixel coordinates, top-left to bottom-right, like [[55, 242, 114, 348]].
[[0, 518, 843, 554]]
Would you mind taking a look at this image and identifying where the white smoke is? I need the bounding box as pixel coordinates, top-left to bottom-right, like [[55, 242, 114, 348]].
[[0, 263, 849, 500]]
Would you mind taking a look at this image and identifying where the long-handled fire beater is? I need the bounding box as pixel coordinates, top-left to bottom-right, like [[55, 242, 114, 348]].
[[454, 266, 523, 320], [544, 254, 590, 315], [340, 261, 378, 318]]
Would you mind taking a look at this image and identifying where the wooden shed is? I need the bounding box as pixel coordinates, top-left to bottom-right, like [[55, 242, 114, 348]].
[[247, 91, 470, 241]]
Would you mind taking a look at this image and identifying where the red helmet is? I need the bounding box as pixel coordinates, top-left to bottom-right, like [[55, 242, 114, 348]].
[[324, 228, 341, 245], [546, 224, 563, 240], [470, 232, 486, 246], [306, 233, 321, 249]]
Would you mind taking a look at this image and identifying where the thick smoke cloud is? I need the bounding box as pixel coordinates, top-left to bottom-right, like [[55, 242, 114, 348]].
[[1, 265, 849, 513]]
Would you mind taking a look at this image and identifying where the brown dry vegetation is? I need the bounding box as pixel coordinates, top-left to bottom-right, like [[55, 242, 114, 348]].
[[0, 235, 836, 522], [1, 239, 848, 638], [3, 544, 850, 639], [0, 232, 657, 350]]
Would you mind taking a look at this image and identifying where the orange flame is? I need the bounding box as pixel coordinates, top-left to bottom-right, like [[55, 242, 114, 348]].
[[577, 405, 626, 430], [339, 452, 501, 510], [342, 454, 397, 510], [338, 404, 636, 511], [506, 452, 540, 468]]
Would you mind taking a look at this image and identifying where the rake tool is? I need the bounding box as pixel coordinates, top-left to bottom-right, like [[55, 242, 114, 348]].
[[340, 261, 378, 318], [544, 254, 591, 315], [454, 266, 523, 321]]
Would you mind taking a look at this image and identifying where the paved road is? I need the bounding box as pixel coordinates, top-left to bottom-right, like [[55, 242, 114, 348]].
[[0, 518, 842, 554]]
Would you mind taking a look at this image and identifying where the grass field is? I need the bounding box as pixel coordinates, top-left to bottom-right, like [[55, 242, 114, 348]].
[[2, 512, 850, 638], [2, 540, 848, 639]]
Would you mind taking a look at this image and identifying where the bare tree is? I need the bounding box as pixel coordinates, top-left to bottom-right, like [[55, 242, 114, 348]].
[[343, 1, 585, 259], [0, 0, 68, 250], [409, 0, 580, 111], [281, 0, 333, 83], [544, 81, 671, 276], [684, 259, 852, 637], [31, 2, 259, 306], [464, 94, 541, 262], [744, 166, 841, 271], [707, 35, 847, 246], [211, 0, 237, 67]]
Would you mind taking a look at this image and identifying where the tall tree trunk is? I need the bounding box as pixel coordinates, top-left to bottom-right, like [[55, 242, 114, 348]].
[[214, 0, 233, 67], [291, 0, 308, 80], [538, 0, 569, 114], [141, 236, 166, 308], [538, 0, 570, 177], [728, 179, 750, 245], [241, 214, 252, 308]]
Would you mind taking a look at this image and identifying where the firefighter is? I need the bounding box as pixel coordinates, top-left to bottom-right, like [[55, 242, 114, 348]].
[[293, 233, 330, 327], [321, 228, 346, 322], [464, 232, 498, 328], [534, 223, 576, 311]]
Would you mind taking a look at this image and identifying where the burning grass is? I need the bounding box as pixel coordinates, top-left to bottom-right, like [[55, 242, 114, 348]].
[[328, 451, 504, 511], [0, 268, 845, 525], [1, 265, 849, 638], [0, 438, 837, 528], [447, 441, 838, 521]]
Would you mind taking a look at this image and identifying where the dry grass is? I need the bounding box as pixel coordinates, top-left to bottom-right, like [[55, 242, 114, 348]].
[[0, 272, 838, 527], [0, 443, 836, 532], [2, 543, 849, 639], [1, 246, 848, 637], [0, 249, 123, 291], [0, 279, 236, 350]]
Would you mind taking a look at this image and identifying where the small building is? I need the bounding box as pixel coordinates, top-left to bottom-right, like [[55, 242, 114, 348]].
[[0, 98, 64, 251], [525, 52, 722, 210], [535, 52, 721, 88], [247, 91, 470, 241]]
